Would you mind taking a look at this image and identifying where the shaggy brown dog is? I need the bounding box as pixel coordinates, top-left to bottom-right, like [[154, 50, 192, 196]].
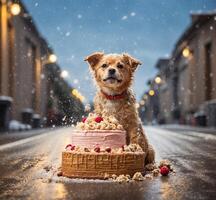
[[85, 52, 155, 164]]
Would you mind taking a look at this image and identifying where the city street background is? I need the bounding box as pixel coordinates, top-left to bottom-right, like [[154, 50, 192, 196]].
[[0, 0, 216, 199]]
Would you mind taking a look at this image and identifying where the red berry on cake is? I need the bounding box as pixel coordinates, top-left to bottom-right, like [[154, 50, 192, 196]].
[[82, 117, 87, 123], [160, 166, 169, 176], [95, 116, 103, 123], [94, 146, 100, 153], [105, 147, 111, 153], [71, 145, 76, 151], [65, 144, 72, 150]]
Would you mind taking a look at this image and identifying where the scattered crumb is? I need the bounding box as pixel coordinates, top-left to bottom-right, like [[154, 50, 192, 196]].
[[114, 174, 130, 183], [132, 172, 145, 181], [104, 173, 110, 180], [44, 165, 52, 172], [111, 174, 117, 180], [145, 163, 157, 171], [57, 171, 63, 177], [145, 174, 153, 180], [152, 168, 160, 177]]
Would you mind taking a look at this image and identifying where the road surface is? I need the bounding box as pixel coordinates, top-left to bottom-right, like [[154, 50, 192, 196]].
[[0, 126, 216, 200]]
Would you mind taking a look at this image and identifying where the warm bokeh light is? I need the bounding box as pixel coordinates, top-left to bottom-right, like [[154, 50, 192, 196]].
[[60, 70, 69, 78], [48, 54, 57, 63], [149, 90, 155, 96], [71, 89, 85, 102], [155, 76, 162, 84], [182, 47, 190, 58], [10, 3, 21, 16]]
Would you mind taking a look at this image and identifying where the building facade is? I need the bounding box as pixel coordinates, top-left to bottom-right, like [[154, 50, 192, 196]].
[[172, 12, 216, 126], [141, 12, 216, 127], [0, 0, 84, 130]]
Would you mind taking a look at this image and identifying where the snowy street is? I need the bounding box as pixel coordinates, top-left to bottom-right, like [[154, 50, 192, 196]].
[[0, 126, 215, 200]]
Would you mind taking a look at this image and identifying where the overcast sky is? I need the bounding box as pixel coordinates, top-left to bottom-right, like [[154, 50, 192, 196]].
[[23, 0, 216, 103]]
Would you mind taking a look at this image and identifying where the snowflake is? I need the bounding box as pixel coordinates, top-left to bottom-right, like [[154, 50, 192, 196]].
[[35, 2, 39, 7], [121, 15, 128, 20], [77, 14, 82, 19], [130, 12, 136, 17], [209, 26, 213, 30], [73, 79, 79, 84], [65, 32, 71, 36]]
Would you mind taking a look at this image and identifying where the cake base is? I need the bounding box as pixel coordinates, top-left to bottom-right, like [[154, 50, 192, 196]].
[[62, 151, 145, 179]]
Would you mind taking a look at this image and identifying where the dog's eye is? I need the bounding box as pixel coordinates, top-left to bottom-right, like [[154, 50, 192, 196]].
[[117, 64, 124, 69], [101, 63, 107, 68]]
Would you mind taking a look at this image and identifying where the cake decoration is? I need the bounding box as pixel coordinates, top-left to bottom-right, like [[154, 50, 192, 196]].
[[61, 113, 174, 180]]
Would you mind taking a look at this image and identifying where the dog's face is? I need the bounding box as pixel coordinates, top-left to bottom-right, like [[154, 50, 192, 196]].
[[85, 52, 141, 93]]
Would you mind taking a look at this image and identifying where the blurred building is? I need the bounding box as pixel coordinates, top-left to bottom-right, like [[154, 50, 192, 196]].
[[155, 58, 175, 124], [141, 11, 216, 127], [0, 0, 84, 131]]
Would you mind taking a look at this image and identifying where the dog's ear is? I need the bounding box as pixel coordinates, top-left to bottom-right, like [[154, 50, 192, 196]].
[[123, 53, 142, 72], [84, 52, 104, 69]]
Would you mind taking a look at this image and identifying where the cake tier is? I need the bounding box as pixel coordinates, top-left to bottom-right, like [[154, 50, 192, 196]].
[[71, 130, 126, 149], [62, 151, 145, 179]]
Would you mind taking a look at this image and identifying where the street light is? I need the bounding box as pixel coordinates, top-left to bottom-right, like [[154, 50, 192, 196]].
[[10, 3, 21, 16], [149, 90, 155, 96], [72, 89, 85, 102], [182, 47, 191, 58], [155, 76, 162, 84], [48, 54, 57, 63]]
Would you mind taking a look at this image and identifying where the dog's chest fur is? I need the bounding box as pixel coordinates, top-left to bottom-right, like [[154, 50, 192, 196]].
[[94, 91, 139, 130]]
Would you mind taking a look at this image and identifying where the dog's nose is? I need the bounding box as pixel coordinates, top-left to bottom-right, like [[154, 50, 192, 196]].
[[109, 68, 116, 75]]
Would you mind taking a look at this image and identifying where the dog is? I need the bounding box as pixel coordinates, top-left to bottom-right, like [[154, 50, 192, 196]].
[[85, 52, 155, 164]]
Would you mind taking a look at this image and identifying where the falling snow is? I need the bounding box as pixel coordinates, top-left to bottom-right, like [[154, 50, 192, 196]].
[[130, 12, 136, 17], [121, 15, 128, 20], [77, 14, 82, 19]]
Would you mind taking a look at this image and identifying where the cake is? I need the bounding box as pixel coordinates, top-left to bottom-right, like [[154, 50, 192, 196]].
[[62, 113, 145, 179]]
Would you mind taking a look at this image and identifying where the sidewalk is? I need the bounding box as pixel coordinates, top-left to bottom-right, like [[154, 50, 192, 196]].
[[158, 124, 216, 134], [0, 128, 56, 145]]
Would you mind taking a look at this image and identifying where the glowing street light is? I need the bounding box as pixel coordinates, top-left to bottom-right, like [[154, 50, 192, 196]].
[[71, 89, 85, 102], [48, 54, 57, 63], [10, 3, 21, 16], [155, 76, 162, 84], [149, 90, 155, 96], [60, 70, 69, 78], [182, 47, 190, 58]]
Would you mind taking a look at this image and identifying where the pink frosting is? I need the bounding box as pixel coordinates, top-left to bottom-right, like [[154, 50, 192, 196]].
[[71, 130, 126, 149]]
